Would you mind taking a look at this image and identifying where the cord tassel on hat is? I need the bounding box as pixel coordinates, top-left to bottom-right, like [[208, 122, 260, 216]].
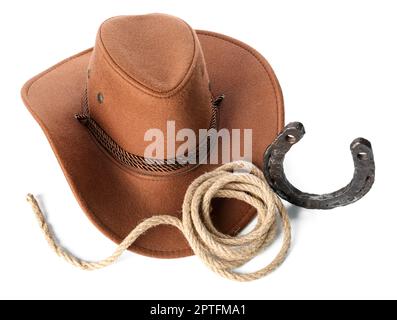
[[26, 161, 291, 282]]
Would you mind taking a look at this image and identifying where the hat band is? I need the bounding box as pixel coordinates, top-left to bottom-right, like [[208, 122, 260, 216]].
[[75, 89, 223, 173]]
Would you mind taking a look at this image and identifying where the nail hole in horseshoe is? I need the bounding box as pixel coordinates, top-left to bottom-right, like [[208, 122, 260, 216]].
[[357, 152, 368, 161], [286, 134, 296, 144]]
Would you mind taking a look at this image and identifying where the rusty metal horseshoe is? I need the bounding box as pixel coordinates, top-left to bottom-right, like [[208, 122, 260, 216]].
[[263, 122, 375, 209]]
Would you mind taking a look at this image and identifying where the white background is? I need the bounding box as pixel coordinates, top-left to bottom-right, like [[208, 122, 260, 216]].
[[0, 0, 395, 300]]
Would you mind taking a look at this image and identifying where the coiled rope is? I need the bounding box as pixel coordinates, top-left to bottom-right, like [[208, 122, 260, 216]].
[[26, 161, 291, 281]]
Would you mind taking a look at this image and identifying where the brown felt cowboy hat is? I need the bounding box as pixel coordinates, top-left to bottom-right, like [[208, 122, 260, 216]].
[[21, 13, 284, 258]]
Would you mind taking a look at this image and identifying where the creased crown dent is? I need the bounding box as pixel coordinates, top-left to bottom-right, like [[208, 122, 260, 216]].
[[97, 14, 204, 96], [86, 14, 213, 157]]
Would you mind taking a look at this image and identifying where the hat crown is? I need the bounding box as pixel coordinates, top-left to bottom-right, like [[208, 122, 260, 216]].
[[86, 14, 213, 158], [99, 14, 197, 93]]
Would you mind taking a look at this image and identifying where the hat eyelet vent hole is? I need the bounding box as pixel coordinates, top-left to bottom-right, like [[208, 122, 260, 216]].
[[97, 92, 104, 104]]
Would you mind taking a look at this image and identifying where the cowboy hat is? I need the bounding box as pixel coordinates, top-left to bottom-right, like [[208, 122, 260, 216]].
[[21, 13, 284, 258]]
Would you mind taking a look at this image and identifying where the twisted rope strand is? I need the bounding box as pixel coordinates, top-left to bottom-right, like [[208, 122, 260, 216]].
[[26, 161, 291, 281]]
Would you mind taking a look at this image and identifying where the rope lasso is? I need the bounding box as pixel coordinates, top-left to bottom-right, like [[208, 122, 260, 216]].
[[26, 161, 291, 282]]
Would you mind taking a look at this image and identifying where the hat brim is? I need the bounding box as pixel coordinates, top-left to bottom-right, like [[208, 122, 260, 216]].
[[21, 30, 284, 258]]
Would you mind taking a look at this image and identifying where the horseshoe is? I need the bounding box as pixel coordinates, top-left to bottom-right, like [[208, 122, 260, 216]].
[[263, 122, 375, 209]]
